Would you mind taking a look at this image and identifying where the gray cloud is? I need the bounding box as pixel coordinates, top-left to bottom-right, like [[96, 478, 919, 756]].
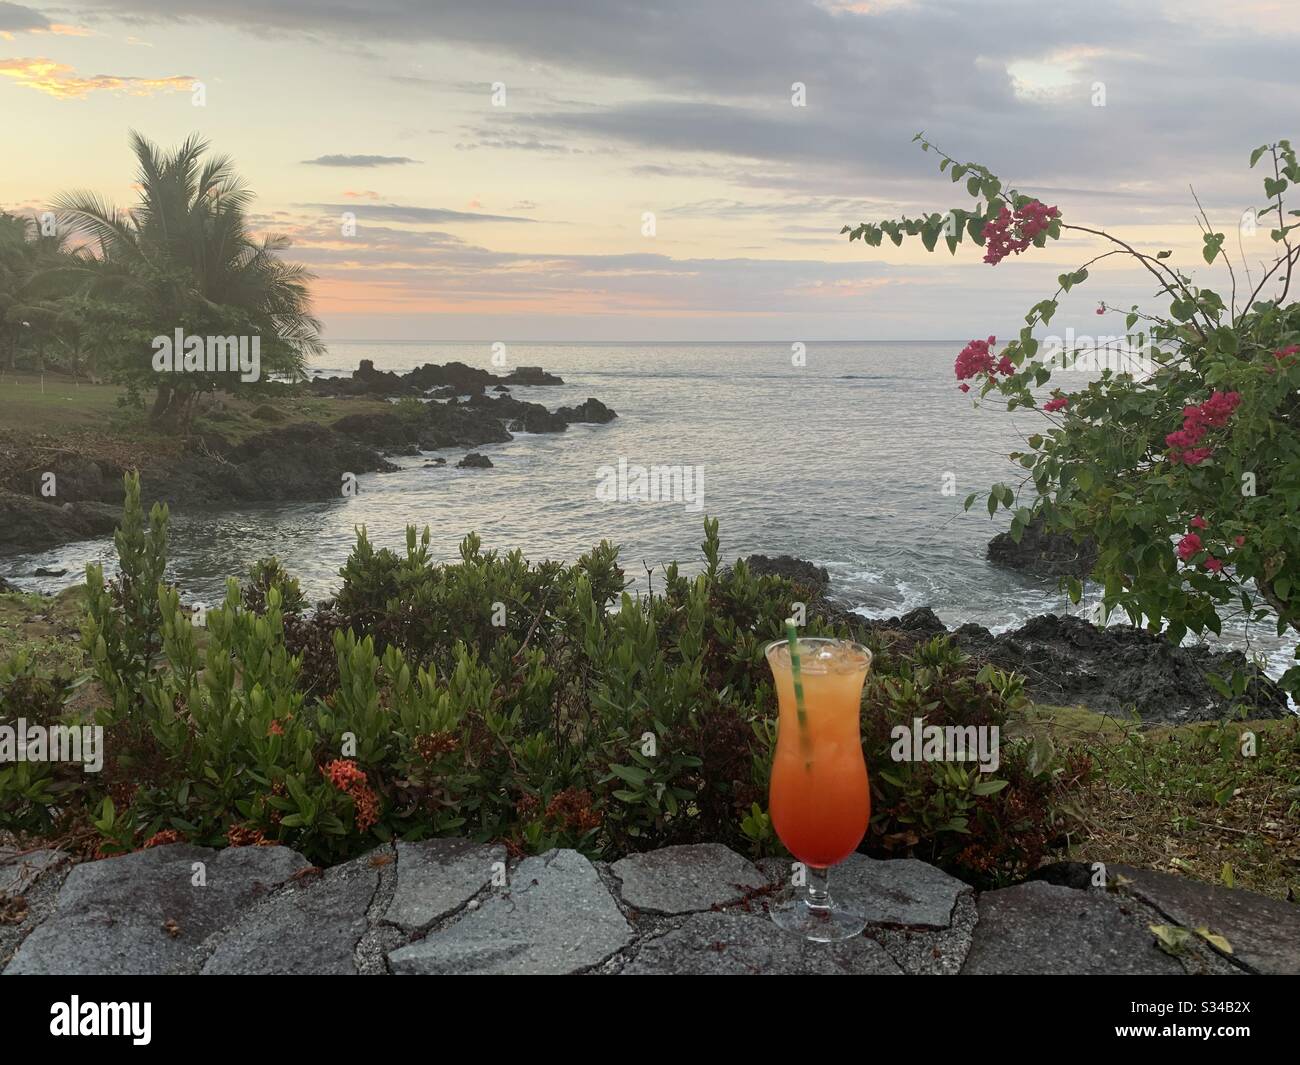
[[302, 154, 419, 167], [0, 2, 49, 31], [300, 202, 537, 224], [74, 0, 1292, 217]]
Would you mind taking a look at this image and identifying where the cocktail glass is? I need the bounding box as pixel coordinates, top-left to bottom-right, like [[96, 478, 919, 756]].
[[764, 636, 872, 942]]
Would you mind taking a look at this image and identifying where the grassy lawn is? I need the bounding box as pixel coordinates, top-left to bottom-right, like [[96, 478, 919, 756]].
[[1016, 703, 1300, 902], [0, 370, 392, 471], [0, 371, 125, 435]]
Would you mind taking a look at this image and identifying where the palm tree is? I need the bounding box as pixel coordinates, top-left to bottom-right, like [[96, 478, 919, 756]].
[[53, 131, 324, 427]]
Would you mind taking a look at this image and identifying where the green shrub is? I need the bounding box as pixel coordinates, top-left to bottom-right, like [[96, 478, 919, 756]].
[[0, 475, 1076, 883]]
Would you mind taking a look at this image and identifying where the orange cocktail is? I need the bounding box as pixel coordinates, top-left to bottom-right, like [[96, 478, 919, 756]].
[[765, 635, 872, 941]]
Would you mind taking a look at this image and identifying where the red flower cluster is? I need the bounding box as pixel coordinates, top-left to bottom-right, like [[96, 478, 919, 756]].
[[1166, 390, 1241, 465], [956, 335, 997, 379], [1275, 345, 1299, 361], [142, 829, 183, 849], [982, 200, 1060, 265], [1176, 517, 1233, 572], [1044, 395, 1069, 413], [268, 719, 284, 736], [228, 825, 269, 847], [323, 758, 380, 833]]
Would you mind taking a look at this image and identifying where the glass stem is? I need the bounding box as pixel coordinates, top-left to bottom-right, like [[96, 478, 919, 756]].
[[806, 865, 831, 910]]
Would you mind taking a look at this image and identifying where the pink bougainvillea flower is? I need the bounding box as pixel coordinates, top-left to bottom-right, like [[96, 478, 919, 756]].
[[982, 200, 1059, 265], [1096, 305, 1105, 315], [955, 336, 998, 380], [996, 355, 1014, 375], [1234, 535, 1246, 547], [1044, 395, 1069, 413], [1189, 515, 1208, 529], [1167, 391, 1240, 464], [1176, 533, 1203, 561], [1274, 345, 1299, 360], [959, 382, 971, 393], [1205, 557, 1223, 573]]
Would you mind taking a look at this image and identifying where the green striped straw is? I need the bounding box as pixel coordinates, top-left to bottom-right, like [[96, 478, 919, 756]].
[[785, 619, 808, 729], [785, 619, 812, 776]]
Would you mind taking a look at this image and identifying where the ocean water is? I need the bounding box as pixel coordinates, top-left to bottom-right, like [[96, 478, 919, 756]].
[[4, 341, 1294, 681]]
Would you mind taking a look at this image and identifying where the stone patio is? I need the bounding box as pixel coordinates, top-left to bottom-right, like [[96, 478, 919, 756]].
[[1, 842, 1293, 975]]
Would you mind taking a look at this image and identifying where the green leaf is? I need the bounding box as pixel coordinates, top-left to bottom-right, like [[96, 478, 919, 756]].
[[1250, 144, 1269, 168]]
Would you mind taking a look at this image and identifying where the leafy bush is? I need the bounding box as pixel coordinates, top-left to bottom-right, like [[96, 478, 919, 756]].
[[862, 636, 1085, 882], [0, 474, 1076, 883]]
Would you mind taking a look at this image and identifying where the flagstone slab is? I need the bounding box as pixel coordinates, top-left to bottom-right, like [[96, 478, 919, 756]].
[[961, 880, 1183, 975], [833, 854, 971, 929], [3, 844, 310, 975], [387, 848, 632, 975], [383, 838, 507, 931], [1113, 864, 1300, 975], [623, 911, 903, 975], [201, 853, 379, 975], [610, 844, 768, 914]]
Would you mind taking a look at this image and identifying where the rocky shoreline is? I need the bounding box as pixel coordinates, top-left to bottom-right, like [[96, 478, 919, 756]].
[[0, 361, 616, 555], [741, 553, 1292, 726]]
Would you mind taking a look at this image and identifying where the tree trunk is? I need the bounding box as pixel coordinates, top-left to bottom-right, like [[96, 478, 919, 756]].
[[149, 382, 174, 423]]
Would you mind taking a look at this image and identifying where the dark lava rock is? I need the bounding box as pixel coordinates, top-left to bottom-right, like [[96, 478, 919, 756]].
[[201, 423, 397, 503], [423, 457, 447, 467], [988, 515, 1098, 579], [509, 407, 568, 434], [502, 366, 563, 386], [556, 397, 617, 424], [865, 606, 948, 638], [492, 384, 511, 393], [0, 490, 120, 554], [457, 453, 493, 469], [949, 613, 1288, 724], [332, 411, 417, 448], [32, 567, 66, 577], [740, 554, 829, 592]]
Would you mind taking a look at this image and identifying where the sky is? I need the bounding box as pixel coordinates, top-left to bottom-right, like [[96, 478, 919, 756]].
[[1, 0, 1298, 342]]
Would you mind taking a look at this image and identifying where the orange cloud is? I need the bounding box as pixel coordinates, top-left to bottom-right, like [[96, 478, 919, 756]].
[[342, 190, 381, 199], [0, 57, 194, 100]]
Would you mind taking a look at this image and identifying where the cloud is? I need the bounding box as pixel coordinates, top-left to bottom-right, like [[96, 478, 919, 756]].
[[0, 57, 192, 98], [0, 2, 90, 37], [301, 154, 420, 167], [69, 0, 1290, 217], [300, 202, 537, 224], [0, 2, 46, 32]]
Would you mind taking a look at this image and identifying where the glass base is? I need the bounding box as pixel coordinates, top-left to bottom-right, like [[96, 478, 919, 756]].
[[770, 895, 867, 943]]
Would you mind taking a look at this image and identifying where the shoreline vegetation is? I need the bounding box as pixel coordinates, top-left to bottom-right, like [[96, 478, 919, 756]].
[[0, 359, 616, 555]]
